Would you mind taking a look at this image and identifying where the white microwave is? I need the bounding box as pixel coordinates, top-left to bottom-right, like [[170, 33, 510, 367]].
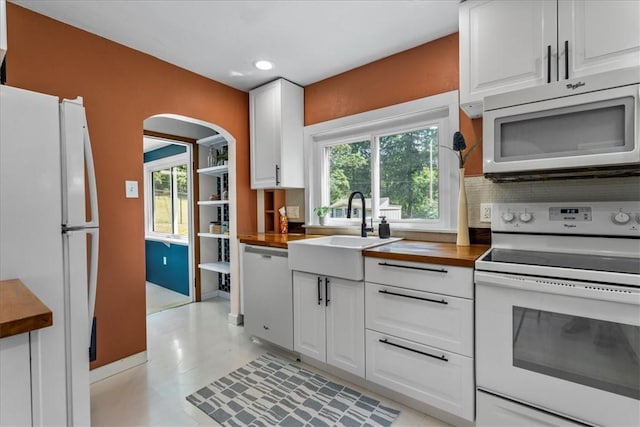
[[483, 67, 640, 181]]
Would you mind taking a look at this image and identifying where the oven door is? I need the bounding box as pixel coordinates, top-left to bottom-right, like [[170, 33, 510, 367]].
[[475, 271, 640, 426]]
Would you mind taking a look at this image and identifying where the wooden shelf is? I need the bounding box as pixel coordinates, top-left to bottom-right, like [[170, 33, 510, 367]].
[[198, 232, 230, 239], [198, 262, 230, 274], [197, 200, 229, 206], [197, 165, 228, 176]]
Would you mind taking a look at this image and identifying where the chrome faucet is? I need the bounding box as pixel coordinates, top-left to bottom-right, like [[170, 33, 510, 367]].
[[347, 191, 374, 237]]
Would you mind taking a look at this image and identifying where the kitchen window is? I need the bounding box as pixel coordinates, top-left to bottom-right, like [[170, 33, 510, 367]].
[[145, 153, 190, 239], [306, 91, 459, 231]]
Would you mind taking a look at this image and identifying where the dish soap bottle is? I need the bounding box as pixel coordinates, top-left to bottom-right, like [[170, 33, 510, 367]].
[[379, 216, 390, 239]]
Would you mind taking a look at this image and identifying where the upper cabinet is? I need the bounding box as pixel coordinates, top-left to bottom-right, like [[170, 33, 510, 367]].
[[250, 78, 304, 189], [459, 0, 640, 118]]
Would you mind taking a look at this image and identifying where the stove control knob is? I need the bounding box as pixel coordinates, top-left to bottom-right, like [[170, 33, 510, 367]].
[[519, 212, 533, 223], [612, 212, 631, 225], [636, 213, 640, 224], [501, 212, 515, 223]]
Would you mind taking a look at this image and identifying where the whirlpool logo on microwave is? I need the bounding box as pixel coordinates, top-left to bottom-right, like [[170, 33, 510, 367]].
[[566, 82, 586, 90], [564, 224, 577, 228]]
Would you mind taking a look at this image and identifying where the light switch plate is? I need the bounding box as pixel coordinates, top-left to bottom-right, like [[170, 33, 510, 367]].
[[125, 180, 139, 198]]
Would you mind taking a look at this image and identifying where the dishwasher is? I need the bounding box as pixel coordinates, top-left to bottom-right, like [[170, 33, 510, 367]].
[[242, 245, 293, 350]]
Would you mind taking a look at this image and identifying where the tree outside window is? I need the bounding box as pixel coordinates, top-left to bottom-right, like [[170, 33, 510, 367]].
[[151, 164, 188, 237]]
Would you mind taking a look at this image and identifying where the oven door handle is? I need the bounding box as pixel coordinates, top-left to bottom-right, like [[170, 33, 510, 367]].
[[475, 271, 640, 306]]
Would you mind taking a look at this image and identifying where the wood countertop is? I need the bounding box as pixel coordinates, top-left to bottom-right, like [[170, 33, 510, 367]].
[[239, 233, 489, 267], [238, 233, 324, 249], [364, 241, 489, 268], [0, 279, 53, 338]]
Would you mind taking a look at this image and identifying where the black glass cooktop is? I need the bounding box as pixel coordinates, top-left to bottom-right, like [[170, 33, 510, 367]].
[[483, 249, 640, 275]]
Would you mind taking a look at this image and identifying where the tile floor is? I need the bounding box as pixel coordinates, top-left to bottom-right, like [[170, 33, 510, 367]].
[[146, 281, 192, 315], [90, 298, 450, 426]]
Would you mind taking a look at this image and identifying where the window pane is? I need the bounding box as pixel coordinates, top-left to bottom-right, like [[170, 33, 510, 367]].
[[174, 165, 189, 237], [152, 169, 172, 233], [327, 140, 371, 219], [379, 127, 439, 220]]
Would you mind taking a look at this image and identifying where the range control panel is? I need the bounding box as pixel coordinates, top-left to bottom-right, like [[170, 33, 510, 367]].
[[492, 201, 640, 236]]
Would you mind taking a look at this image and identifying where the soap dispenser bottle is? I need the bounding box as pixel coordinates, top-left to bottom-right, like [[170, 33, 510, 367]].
[[378, 216, 390, 239]]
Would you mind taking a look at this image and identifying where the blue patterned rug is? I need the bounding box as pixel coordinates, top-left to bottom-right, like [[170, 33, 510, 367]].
[[186, 353, 400, 427]]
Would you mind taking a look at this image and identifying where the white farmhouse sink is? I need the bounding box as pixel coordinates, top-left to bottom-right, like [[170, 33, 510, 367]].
[[288, 235, 401, 280]]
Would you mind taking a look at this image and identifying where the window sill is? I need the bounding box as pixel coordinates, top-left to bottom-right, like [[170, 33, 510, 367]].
[[303, 225, 457, 243], [145, 235, 189, 246]]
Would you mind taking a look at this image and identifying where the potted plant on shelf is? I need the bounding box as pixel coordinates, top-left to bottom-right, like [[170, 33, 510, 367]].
[[314, 206, 330, 226]]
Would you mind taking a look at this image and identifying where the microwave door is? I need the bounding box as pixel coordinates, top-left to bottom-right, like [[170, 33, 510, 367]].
[[483, 84, 639, 174]]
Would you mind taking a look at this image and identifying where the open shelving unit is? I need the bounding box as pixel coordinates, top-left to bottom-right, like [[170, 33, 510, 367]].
[[196, 133, 231, 298]]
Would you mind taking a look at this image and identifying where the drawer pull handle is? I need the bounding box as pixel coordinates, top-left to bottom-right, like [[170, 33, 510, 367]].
[[378, 262, 448, 274], [378, 289, 448, 305], [379, 338, 448, 362]]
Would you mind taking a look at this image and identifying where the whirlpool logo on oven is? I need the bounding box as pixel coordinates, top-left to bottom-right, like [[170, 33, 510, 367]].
[[563, 223, 577, 228], [566, 82, 586, 90]]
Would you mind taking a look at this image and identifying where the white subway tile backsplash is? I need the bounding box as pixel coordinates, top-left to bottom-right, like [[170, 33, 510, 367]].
[[465, 176, 640, 228]]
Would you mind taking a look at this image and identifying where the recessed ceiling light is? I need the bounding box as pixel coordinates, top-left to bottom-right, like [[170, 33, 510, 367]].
[[254, 60, 274, 71]]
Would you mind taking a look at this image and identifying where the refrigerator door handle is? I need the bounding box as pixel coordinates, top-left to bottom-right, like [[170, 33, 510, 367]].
[[83, 124, 99, 228], [87, 228, 99, 328]]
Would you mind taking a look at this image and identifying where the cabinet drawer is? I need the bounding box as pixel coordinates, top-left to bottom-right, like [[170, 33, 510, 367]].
[[364, 257, 473, 299], [365, 330, 474, 421], [365, 283, 473, 356], [476, 390, 584, 427]]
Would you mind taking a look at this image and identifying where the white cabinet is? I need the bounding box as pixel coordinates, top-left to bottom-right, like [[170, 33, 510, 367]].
[[0, 334, 32, 426], [292, 271, 365, 377], [459, 0, 640, 118], [366, 330, 474, 422], [249, 78, 304, 189], [197, 134, 232, 296], [558, 0, 640, 79], [364, 257, 475, 421], [242, 245, 293, 350]]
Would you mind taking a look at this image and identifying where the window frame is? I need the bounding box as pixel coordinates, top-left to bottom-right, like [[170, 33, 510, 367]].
[[144, 152, 190, 241], [305, 91, 460, 232]]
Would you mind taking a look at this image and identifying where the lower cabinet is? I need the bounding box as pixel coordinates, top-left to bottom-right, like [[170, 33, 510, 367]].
[[293, 271, 365, 377], [242, 245, 293, 350], [0, 333, 33, 426], [366, 330, 474, 421], [364, 257, 475, 421]]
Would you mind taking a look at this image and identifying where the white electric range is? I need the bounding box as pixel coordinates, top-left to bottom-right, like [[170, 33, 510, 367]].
[[474, 201, 640, 426]]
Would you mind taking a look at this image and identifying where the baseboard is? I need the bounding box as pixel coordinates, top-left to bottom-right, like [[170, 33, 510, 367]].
[[89, 351, 147, 384], [201, 290, 219, 300], [218, 291, 230, 300], [227, 312, 244, 325]]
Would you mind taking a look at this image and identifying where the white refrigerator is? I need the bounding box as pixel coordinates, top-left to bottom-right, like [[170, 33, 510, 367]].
[[0, 85, 99, 426]]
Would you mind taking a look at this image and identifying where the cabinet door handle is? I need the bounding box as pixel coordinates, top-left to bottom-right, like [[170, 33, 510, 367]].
[[379, 338, 448, 362], [317, 276, 323, 305], [275, 164, 280, 186], [378, 289, 448, 305], [378, 262, 447, 274], [564, 40, 569, 80], [325, 277, 330, 306], [546, 44, 551, 83]]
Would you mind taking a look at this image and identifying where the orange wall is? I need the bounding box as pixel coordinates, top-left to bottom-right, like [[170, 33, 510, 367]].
[[6, 4, 256, 368], [305, 33, 483, 176]]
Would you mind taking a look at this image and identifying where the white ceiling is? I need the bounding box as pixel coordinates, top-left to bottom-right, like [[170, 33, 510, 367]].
[[12, 0, 460, 92]]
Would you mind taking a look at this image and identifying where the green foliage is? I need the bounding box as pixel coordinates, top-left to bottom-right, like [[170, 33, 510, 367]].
[[314, 206, 330, 217], [329, 141, 371, 204], [327, 128, 439, 220]]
